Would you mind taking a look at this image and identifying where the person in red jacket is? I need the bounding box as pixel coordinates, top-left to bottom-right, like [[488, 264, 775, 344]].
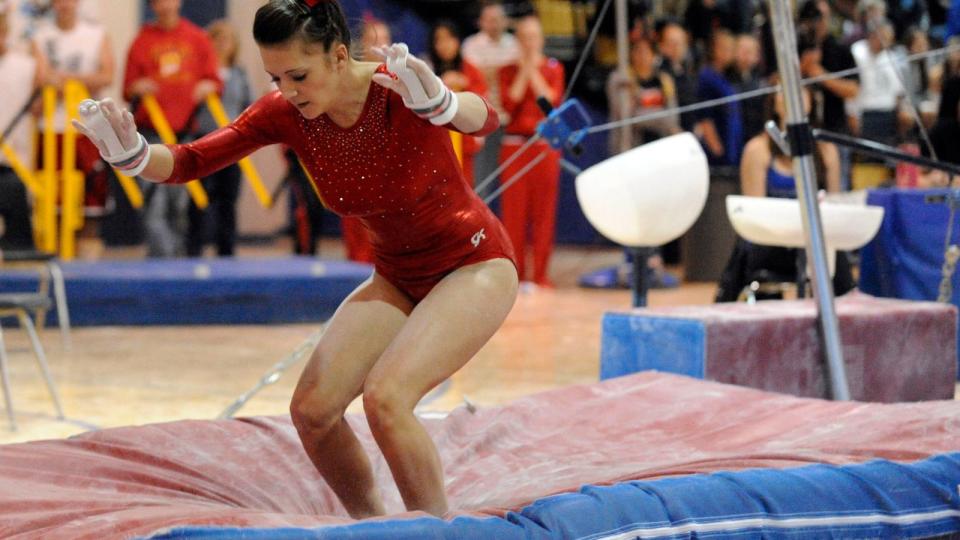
[[498, 14, 564, 288], [75, 0, 516, 519], [427, 19, 488, 187], [123, 0, 221, 257]]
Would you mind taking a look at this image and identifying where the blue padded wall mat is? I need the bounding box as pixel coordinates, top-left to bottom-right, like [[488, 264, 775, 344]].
[[600, 312, 707, 380], [146, 452, 960, 540], [0, 258, 372, 325]]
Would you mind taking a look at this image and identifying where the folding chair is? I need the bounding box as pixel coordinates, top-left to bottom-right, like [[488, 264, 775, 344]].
[[0, 293, 65, 431], [0, 249, 71, 349]]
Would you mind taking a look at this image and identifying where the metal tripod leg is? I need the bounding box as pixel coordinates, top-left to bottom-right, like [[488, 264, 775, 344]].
[[0, 324, 16, 431], [48, 263, 72, 350], [17, 311, 64, 419]]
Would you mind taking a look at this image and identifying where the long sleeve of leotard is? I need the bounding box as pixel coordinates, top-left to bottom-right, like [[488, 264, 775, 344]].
[[164, 91, 290, 184]]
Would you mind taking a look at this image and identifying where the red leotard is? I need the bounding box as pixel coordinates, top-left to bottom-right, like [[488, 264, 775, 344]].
[[164, 65, 515, 302]]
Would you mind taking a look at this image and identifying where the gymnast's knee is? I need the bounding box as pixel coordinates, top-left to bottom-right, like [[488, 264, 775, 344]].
[[289, 394, 344, 440], [362, 379, 412, 435]]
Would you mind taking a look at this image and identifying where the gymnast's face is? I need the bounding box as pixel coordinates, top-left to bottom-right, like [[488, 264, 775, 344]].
[[261, 40, 348, 120]]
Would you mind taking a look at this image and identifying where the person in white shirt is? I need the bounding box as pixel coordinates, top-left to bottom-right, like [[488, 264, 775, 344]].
[[850, 18, 903, 147], [463, 0, 519, 115], [0, 3, 43, 249], [32, 0, 114, 213], [33, 0, 113, 100], [462, 1, 518, 200]]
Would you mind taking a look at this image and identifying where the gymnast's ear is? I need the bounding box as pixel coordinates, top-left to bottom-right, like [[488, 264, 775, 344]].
[[331, 42, 349, 69]]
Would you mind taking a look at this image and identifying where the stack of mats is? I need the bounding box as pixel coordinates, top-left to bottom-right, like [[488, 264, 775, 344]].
[[601, 293, 959, 397]]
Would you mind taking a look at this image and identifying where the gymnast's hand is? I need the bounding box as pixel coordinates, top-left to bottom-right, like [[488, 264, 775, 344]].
[[372, 43, 459, 126], [72, 98, 152, 177]]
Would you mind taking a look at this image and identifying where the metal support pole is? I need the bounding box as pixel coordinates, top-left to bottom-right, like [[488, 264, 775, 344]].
[[614, 0, 632, 153], [617, 0, 650, 309], [767, 0, 850, 400], [813, 129, 960, 177], [631, 247, 653, 308]]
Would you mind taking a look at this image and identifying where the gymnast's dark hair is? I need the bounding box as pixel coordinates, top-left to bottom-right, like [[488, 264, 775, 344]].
[[253, 0, 351, 51]]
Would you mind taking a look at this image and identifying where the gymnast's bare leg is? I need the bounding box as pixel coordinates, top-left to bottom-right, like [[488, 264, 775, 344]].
[[289, 272, 413, 519], [290, 257, 518, 518], [363, 257, 518, 516]]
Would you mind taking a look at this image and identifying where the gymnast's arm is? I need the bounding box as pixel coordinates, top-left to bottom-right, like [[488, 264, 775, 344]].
[[136, 144, 175, 181], [138, 125, 267, 184], [445, 92, 500, 136], [74, 94, 284, 184], [159, 121, 274, 184], [158, 96, 284, 184], [449, 62, 497, 136]]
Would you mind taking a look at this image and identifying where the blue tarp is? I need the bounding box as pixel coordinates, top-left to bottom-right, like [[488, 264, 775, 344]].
[[860, 188, 960, 377]]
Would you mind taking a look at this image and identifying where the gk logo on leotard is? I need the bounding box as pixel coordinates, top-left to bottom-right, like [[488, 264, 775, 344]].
[[471, 228, 486, 248]]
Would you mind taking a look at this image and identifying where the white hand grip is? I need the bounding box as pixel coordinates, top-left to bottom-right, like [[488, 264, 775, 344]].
[[78, 99, 125, 156], [387, 44, 429, 103]]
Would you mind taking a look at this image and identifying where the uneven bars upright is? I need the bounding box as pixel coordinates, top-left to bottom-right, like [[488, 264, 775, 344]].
[[767, 0, 850, 400]]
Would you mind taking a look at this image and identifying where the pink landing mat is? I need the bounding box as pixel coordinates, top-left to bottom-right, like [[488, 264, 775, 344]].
[[1, 371, 959, 539]]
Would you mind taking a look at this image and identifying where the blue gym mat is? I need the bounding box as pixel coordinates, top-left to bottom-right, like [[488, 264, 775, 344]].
[[0, 257, 372, 325], [146, 453, 960, 539]]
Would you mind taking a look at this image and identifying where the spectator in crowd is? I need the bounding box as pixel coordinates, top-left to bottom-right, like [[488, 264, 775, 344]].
[[463, 0, 518, 198], [604, 31, 682, 289], [606, 33, 679, 154], [123, 0, 221, 257], [850, 17, 902, 146], [942, 36, 960, 80], [33, 0, 114, 214], [925, 36, 960, 122], [844, 0, 887, 45], [726, 33, 765, 142], [887, 0, 928, 41], [798, 0, 859, 189], [427, 19, 488, 186], [463, 0, 518, 113], [949, 0, 960, 41], [656, 18, 698, 130], [284, 146, 325, 255], [359, 15, 391, 60], [591, 0, 652, 67], [186, 20, 252, 257], [726, 0, 756, 35], [683, 0, 727, 61], [899, 26, 939, 128], [716, 88, 854, 302], [758, 1, 778, 77], [695, 28, 743, 166], [498, 14, 564, 288], [0, 4, 42, 250], [741, 89, 842, 197], [921, 38, 960, 187]]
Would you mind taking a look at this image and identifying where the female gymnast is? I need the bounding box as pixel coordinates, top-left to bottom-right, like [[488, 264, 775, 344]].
[[74, 0, 518, 518]]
